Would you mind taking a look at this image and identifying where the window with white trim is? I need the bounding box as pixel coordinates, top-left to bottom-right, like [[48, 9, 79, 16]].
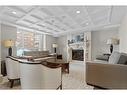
[[16, 29, 43, 56]]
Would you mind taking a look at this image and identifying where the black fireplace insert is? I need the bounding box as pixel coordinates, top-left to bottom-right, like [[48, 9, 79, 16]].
[[72, 49, 84, 61]]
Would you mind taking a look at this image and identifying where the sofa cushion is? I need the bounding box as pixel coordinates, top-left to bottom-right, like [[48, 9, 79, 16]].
[[39, 51, 49, 57], [108, 51, 121, 64], [96, 55, 109, 61], [117, 53, 127, 65], [24, 51, 49, 58]]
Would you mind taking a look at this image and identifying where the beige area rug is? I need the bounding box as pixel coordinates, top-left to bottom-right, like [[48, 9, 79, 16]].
[[62, 61, 93, 89], [0, 61, 93, 90]]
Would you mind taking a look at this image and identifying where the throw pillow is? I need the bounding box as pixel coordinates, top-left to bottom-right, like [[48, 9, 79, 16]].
[[117, 53, 127, 65], [108, 51, 121, 64]]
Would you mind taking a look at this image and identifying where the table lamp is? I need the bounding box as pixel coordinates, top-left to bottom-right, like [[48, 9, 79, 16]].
[[106, 38, 119, 53], [52, 43, 58, 53], [4, 40, 14, 56]]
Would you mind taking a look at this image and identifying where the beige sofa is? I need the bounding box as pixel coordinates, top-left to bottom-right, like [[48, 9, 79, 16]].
[[24, 51, 49, 58], [86, 52, 127, 89], [23, 51, 55, 61]]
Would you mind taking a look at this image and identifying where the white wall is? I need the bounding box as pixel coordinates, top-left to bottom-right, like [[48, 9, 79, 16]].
[[119, 14, 127, 53], [1, 24, 56, 60], [1, 24, 17, 60], [56, 35, 67, 61], [0, 23, 1, 74], [45, 35, 57, 53], [91, 28, 119, 60]]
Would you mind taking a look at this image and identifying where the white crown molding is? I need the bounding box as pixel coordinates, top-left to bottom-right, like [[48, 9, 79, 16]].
[[56, 23, 120, 37]]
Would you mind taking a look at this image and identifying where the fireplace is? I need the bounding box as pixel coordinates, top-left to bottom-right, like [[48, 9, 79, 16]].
[[72, 49, 84, 61]]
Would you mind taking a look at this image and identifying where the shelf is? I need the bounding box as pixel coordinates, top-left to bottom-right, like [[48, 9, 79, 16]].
[[68, 42, 84, 46]]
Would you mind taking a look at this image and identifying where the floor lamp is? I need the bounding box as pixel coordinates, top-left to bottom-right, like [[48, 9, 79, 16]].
[[4, 40, 14, 56]]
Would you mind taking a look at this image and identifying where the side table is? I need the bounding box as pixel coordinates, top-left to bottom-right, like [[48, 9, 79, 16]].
[[1, 60, 7, 76], [57, 54, 62, 59]]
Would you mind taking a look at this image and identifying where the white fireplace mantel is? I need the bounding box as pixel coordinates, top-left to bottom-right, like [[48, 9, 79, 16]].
[[67, 32, 91, 62], [68, 42, 84, 50]]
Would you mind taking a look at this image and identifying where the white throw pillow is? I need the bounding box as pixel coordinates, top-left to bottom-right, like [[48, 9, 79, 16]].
[[108, 52, 121, 64]]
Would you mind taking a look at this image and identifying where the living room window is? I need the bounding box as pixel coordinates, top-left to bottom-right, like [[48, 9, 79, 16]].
[[16, 29, 43, 56]]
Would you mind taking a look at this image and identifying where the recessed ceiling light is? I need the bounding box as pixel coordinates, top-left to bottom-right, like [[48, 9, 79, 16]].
[[76, 11, 81, 14], [12, 11, 17, 14], [86, 23, 89, 25]]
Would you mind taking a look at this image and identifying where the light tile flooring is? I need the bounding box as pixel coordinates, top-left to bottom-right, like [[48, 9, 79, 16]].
[[0, 61, 93, 89]]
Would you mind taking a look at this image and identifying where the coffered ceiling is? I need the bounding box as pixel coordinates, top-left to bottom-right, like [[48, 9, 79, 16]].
[[0, 6, 127, 36]]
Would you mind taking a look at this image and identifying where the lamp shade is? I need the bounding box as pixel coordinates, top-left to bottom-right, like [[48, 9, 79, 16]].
[[52, 43, 58, 48], [106, 39, 113, 45], [106, 38, 119, 45], [4, 40, 14, 47]]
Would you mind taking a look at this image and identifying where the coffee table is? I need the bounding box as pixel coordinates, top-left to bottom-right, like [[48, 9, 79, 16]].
[[46, 59, 69, 73]]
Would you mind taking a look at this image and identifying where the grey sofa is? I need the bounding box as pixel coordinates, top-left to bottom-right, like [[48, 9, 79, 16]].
[[23, 51, 55, 61], [86, 52, 127, 89], [24, 51, 49, 58]]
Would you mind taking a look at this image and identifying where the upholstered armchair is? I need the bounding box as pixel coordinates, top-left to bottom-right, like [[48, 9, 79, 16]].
[[86, 52, 127, 89], [5, 56, 20, 88], [19, 61, 62, 89], [0, 75, 3, 83], [41, 62, 62, 89], [20, 61, 42, 89]]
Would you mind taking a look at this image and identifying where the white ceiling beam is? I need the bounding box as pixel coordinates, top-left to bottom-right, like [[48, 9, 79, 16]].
[[22, 19, 60, 33], [38, 7, 71, 31], [1, 20, 53, 35], [15, 8, 62, 33], [4, 12, 20, 19], [0, 6, 6, 15], [31, 24, 59, 33], [108, 6, 113, 24], [16, 6, 41, 23], [40, 6, 71, 30], [31, 14, 44, 21], [39, 7, 53, 16], [30, 15, 64, 32], [7, 6, 27, 14], [53, 16, 71, 30], [57, 23, 120, 36], [38, 22, 62, 33], [59, 7, 82, 28], [85, 6, 94, 26]]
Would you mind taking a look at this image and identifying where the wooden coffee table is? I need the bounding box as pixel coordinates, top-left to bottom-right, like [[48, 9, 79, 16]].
[[46, 59, 69, 73]]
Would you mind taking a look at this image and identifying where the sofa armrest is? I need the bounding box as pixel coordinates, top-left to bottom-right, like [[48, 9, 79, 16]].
[[86, 61, 127, 89]]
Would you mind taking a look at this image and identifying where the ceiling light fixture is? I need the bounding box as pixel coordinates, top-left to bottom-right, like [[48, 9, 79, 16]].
[[86, 23, 89, 25], [76, 11, 81, 14], [12, 11, 17, 14]]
